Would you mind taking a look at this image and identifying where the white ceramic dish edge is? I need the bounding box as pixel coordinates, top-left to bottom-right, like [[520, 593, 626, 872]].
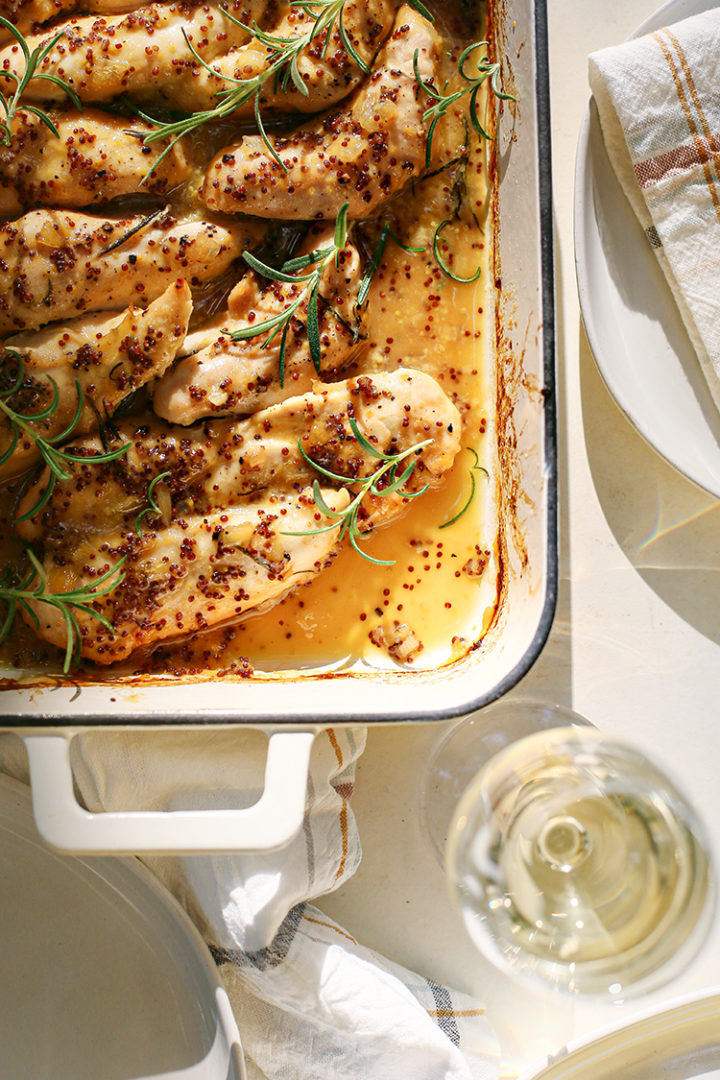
[[518, 984, 720, 1080]]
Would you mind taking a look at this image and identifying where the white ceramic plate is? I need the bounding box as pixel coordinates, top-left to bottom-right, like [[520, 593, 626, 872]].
[[574, 0, 720, 498], [0, 774, 246, 1080], [520, 985, 720, 1079]]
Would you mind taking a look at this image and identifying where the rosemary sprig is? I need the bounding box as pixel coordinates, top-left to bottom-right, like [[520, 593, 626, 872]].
[[406, 0, 435, 22], [137, 0, 370, 180], [414, 40, 515, 169], [0, 17, 82, 147], [283, 417, 432, 565], [0, 352, 130, 522], [357, 224, 426, 306], [96, 205, 167, 257], [135, 470, 171, 536], [432, 219, 481, 284], [224, 203, 351, 385], [439, 447, 488, 529], [0, 548, 125, 673]]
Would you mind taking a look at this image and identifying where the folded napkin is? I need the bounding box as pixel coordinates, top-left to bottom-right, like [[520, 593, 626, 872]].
[[589, 9, 720, 410], [0, 728, 499, 1080]]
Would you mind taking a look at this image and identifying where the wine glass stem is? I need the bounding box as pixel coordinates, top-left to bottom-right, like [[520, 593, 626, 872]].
[[537, 815, 590, 871]]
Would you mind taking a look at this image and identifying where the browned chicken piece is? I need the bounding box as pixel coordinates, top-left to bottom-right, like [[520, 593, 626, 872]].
[[17, 368, 460, 663], [0, 109, 191, 217], [22, 368, 460, 528], [204, 0, 395, 116], [19, 487, 350, 664], [0, 1, 256, 110], [0, 208, 252, 334], [0, 0, 393, 115], [1, 0, 143, 37], [153, 224, 366, 424], [0, 279, 192, 482], [369, 617, 423, 662], [200, 6, 446, 220]]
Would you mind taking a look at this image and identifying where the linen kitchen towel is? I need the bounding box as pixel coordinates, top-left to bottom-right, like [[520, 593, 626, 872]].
[[589, 8, 720, 412], [0, 728, 499, 1080]]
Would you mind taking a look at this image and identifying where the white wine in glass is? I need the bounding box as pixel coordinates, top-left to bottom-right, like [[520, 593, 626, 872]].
[[434, 707, 714, 998]]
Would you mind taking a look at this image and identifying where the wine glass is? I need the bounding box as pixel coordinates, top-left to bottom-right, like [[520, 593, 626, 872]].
[[421, 699, 715, 999]]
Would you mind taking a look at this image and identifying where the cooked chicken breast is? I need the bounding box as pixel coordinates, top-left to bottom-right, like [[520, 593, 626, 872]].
[[204, 0, 395, 116], [0, 208, 252, 334], [1, 0, 74, 35], [21, 368, 460, 527], [19, 487, 350, 664], [0, 2, 255, 109], [201, 6, 446, 220], [0, 109, 191, 217], [153, 224, 366, 424], [0, 2, 255, 108], [0, 279, 192, 481], [0, 0, 393, 115], [16, 368, 460, 662]]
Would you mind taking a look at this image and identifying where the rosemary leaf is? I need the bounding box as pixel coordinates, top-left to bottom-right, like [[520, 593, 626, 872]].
[[0, 352, 130, 521], [357, 224, 426, 307], [406, 0, 435, 21], [0, 426, 18, 469], [349, 415, 385, 459], [337, 7, 371, 75], [285, 431, 434, 564], [414, 39, 515, 168], [0, 550, 126, 672], [432, 219, 482, 283], [14, 475, 55, 524], [439, 447, 487, 528], [96, 205, 167, 256], [278, 321, 291, 386], [135, 470, 172, 536], [306, 279, 322, 371], [0, 18, 81, 147], [243, 250, 307, 284], [311, 479, 346, 520]]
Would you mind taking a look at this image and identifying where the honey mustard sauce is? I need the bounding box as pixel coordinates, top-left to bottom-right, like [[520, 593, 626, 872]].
[[0, 0, 502, 682]]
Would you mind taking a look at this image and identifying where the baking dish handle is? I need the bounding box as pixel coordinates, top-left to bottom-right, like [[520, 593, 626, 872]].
[[22, 730, 315, 855]]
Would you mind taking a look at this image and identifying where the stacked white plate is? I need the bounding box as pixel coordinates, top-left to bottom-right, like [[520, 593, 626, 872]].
[[0, 774, 245, 1079], [520, 987, 720, 1079], [574, 0, 720, 497]]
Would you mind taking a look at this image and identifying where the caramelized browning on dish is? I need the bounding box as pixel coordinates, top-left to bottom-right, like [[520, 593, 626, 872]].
[[0, 0, 502, 678]]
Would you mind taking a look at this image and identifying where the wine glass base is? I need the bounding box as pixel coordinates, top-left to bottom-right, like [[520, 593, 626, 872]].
[[430, 713, 715, 1000]]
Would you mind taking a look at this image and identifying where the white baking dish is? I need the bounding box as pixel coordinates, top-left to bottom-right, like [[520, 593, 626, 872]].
[[0, 0, 556, 854]]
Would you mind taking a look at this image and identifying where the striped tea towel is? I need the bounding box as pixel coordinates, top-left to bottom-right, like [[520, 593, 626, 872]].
[[589, 8, 720, 411], [0, 728, 499, 1080]]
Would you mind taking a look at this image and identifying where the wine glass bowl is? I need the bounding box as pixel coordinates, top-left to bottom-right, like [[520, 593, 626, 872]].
[[423, 701, 715, 999]]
